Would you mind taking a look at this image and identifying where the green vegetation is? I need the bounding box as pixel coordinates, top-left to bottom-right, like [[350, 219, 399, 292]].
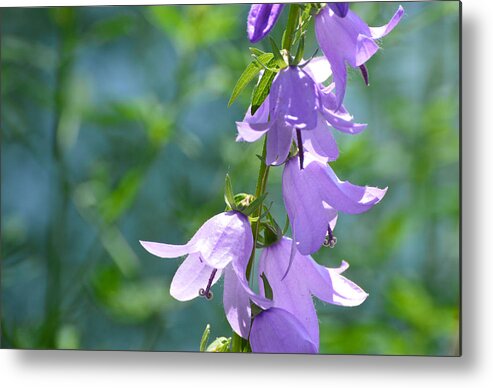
[[1, 2, 459, 355]]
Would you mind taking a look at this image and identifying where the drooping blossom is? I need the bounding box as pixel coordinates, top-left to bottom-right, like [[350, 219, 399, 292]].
[[315, 5, 404, 108], [249, 237, 368, 353], [283, 152, 387, 256], [140, 211, 272, 338], [236, 59, 365, 165], [247, 4, 285, 43], [328, 2, 349, 18], [250, 307, 318, 354]]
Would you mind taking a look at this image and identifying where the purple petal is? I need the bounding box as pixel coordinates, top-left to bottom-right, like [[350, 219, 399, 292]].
[[328, 2, 349, 18], [306, 156, 387, 214], [223, 264, 252, 338], [355, 33, 379, 67], [192, 211, 253, 269], [319, 87, 367, 134], [269, 67, 318, 131], [282, 157, 330, 255], [140, 240, 191, 258], [369, 6, 404, 39], [241, 97, 270, 125], [315, 6, 388, 107], [330, 58, 348, 109], [259, 238, 319, 345], [229, 235, 273, 311], [324, 204, 339, 231], [302, 114, 339, 163], [170, 253, 222, 301], [265, 120, 294, 166], [236, 98, 271, 142], [250, 308, 318, 354], [247, 4, 285, 43], [302, 56, 332, 84], [305, 258, 368, 307], [236, 121, 270, 143]]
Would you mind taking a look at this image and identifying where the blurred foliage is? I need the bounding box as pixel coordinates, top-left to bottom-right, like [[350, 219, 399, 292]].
[[1, 2, 459, 355]]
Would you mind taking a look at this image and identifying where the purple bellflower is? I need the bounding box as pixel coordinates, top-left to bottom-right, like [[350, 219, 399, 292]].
[[283, 151, 387, 256], [236, 58, 366, 166], [247, 4, 285, 43], [315, 5, 404, 108], [140, 211, 272, 338], [249, 237, 368, 353], [250, 307, 318, 354]]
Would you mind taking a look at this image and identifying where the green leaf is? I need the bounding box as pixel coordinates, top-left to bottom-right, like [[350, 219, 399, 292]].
[[269, 37, 284, 64], [260, 273, 274, 300], [200, 324, 211, 352], [282, 215, 290, 235], [282, 4, 300, 51], [251, 70, 276, 115], [231, 332, 245, 353], [251, 303, 264, 318], [224, 173, 235, 210], [293, 35, 305, 66], [249, 47, 266, 57], [228, 53, 274, 107]]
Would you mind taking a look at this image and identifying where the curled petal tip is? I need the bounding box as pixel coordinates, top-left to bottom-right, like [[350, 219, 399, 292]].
[[338, 260, 350, 273], [139, 240, 191, 258]]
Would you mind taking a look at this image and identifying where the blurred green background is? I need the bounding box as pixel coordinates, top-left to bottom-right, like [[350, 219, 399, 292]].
[[1, 2, 460, 355]]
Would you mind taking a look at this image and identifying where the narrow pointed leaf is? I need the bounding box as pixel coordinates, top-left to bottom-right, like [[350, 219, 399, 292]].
[[293, 34, 305, 65], [224, 173, 235, 210], [228, 53, 274, 107], [249, 47, 267, 57], [260, 273, 274, 300], [251, 70, 276, 115], [200, 324, 211, 351], [269, 37, 284, 64]]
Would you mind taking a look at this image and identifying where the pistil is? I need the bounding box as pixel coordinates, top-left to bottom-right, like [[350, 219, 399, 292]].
[[359, 64, 369, 86], [199, 269, 217, 300], [323, 225, 337, 248]]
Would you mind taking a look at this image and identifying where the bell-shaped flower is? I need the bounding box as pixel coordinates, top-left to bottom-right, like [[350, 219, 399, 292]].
[[282, 152, 387, 256], [247, 4, 285, 43], [315, 4, 404, 108], [250, 237, 368, 353], [236, 60, 365, 165], [250, 307, 318, 354], [140, 211, 272, 339]]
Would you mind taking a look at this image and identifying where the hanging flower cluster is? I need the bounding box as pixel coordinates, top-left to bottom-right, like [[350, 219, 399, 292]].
[[140, 2, 403, 354]]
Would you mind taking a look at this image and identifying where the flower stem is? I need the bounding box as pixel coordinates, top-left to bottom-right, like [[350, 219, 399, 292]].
[[232, 137, 269, 353], [283, 4, 300, 53], [246, 137, 270, 281], [231, 4, 301, 353]]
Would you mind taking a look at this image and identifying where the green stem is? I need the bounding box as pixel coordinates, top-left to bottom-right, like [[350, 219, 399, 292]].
[[231, 138, 269, 353], [231, 332, 243, 352], [231, 5, 301, 352], [246, 138, 270, 281], [282, 4, 300, 53]]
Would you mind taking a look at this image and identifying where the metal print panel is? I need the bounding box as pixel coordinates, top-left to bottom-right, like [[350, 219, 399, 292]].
[[1, 1, 460, 355]]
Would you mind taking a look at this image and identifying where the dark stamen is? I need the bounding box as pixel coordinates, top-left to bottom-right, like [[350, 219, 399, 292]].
[[323, 225, 337, 248], [199, 269, 217, 300], [296, 129, 304, 170], [359, 64, 369, 86]]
